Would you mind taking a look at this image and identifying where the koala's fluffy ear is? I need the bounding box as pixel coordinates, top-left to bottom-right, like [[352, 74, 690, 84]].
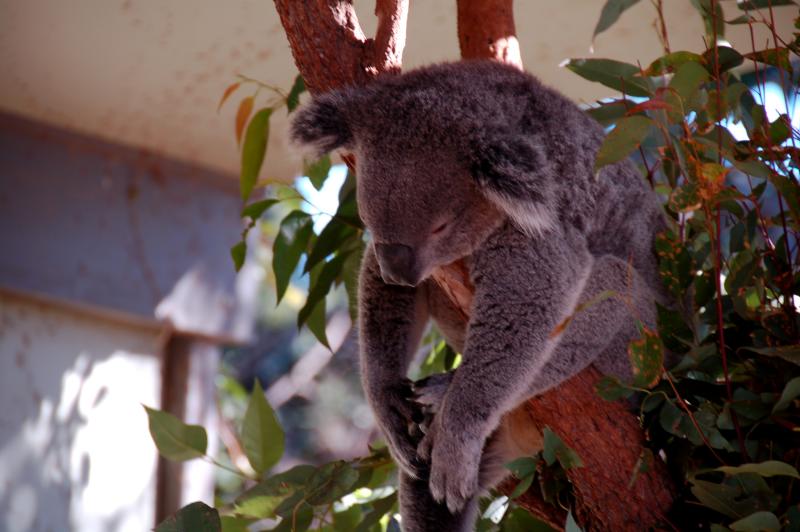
[[469, 132, 556, 235], [290, 92, 355, 157]]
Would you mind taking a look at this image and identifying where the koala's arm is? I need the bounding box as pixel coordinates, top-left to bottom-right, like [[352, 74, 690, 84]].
[[359, 244, 430, 477], [418, 224, 592, 510]]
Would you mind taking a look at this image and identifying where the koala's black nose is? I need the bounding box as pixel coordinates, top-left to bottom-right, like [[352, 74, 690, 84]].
[[375, 243, 417, 286]]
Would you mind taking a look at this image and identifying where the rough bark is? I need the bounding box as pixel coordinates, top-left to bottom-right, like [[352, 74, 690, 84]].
[[272, 1, 674, 530], [456, 0, 522, 70], [273, 0, 408, 95]]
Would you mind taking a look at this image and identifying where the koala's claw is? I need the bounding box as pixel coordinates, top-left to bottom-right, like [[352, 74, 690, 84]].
[[423, 424, 482, 513], [411, 372, 453, 410], [373, 383, 430, 478]]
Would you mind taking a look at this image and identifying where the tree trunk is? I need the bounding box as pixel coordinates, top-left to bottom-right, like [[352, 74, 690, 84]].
[[272, 1, 674, 529]]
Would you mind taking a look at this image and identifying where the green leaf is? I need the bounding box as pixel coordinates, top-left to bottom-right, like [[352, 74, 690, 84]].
[[594, 115, 653, 170], [155, 502, 221, 532], [303, 262, 330, 347], [668, 61, 709, 102], [286, 75, 306, 113], [592, 0, 641, 40], [231, 241, 247, 272], [542, 427, 583, 469], [144, 406, 207, 461], [595, 375, 633, 401], [702, 46, 744, 73], [646, 51, 703, 76], [690, 479, 742, 518], [220, 515, 255, 532], [744, 48, 793, 76], [304, 218, 358, 273], [242, 380, 285, 475], [768, 114, 792, 145], [271, 502, 313, 532], [333, 505, 362, 532], [305, 461, 360, 505], [729, 511, 781, 532], [690, 0, 725, 42], [355, 494, 397, 532], [234, 465, 315, 518], [240, 108, 272, 202], [564, 58, 652, 97], [273, 211, 314, 304], [298, 251, 350, 328], [585, 99, 634, 126], [742, 345, 800, 365], [505, 457, 539, 479], [627, 327, 664, 388], [242, 198, 281, 220], [502, 508, 557, 532], [773, 376, 800, 413], [717, 460, 800, 479], [509, 474, 534, 498], [304, 155, 332, 191], [737, 0, 796, 10]]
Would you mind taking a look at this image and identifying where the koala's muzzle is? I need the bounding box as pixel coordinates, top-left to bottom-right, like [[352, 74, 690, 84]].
[[375, 243, 418, 286]]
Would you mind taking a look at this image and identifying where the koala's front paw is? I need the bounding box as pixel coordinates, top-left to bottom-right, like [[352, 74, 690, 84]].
[[371, 381, 427, 478], [417, 415, 482, 513]]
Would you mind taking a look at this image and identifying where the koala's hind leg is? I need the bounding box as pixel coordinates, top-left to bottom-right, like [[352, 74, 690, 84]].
[[399, 471, 478, 532], [526, 253, 658, 396]]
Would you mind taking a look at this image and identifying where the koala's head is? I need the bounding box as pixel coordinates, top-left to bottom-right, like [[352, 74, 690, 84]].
[[290, 61, 555, 286]]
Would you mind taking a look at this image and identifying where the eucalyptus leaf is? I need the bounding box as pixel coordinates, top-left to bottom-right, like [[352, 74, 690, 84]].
[[565, 58, 652, 97], [772, 376, 800, 413], [729, 511, 780, 532], [242, 198, 281, 220], [717, 460, 800, 479], [304, 155, 332, 191], [155, 502, 221, 532], [273, 211, 314, 304], [592, 0, 641, 40], [144, 406, 207, 461], [240, 108, 272, 202], [542, 427, 583, 469], [231, 241, 247, 272], [286, 75, 306, 113], [595, 115, 653, 170], [242, 380, 285, 475]]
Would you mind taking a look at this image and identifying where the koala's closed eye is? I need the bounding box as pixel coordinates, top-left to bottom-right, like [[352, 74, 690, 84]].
[[431, 221, 449, 235]]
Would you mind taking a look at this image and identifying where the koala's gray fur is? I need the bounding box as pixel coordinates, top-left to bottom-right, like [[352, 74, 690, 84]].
[[291, 60, 667, 532]]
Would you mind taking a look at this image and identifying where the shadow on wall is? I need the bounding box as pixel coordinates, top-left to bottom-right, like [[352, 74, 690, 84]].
[[0, 292, 162, 532]]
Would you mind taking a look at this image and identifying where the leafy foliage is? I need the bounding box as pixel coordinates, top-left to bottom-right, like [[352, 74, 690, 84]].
[[150, 2, 800, 530]]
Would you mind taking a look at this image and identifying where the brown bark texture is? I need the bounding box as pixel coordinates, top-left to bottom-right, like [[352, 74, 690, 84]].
[[272, 1, 674, 530], [456, 0, 522, 70]]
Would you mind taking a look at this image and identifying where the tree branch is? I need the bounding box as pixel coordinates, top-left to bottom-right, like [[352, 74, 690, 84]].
[[456, 0, 522, 69], [273, 0, 409, 95]]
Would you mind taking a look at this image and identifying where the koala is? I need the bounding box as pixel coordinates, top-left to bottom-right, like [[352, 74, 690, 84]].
[[291, 60, 667, 532]]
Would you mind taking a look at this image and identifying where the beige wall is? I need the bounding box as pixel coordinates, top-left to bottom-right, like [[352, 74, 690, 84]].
[[0, 291, 162, 532], [1, 1, 794, 182]]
